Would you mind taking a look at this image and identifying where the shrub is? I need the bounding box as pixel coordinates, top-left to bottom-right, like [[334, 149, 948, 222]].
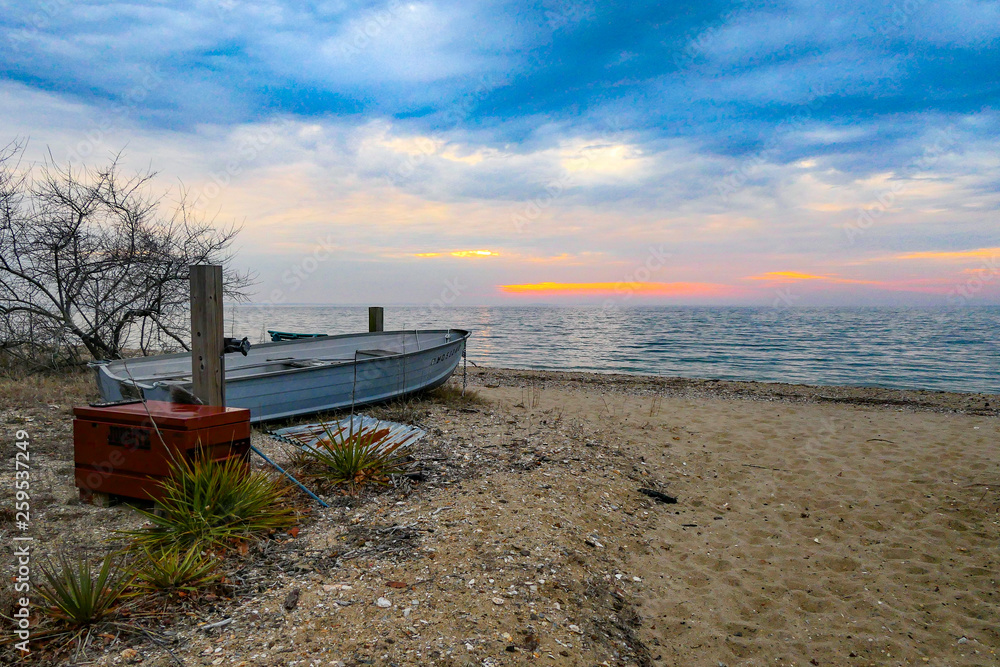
[[129, 453, 296, 551], [36, 553, 132, 629], [132, 545, 221, 596], [295, 420, 415, 492]]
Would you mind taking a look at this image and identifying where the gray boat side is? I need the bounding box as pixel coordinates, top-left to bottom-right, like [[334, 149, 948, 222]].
[[92, 329, 470, 422]]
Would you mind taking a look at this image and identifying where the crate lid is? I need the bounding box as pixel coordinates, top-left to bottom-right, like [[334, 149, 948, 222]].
[[73, 401, 250, 430]]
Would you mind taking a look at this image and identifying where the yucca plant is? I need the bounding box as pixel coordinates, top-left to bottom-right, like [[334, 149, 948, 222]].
[[36, 553, 133, 629], [132, 545, 222, 596], [295, 420, 415, 492], [128, 453, 297, 551]]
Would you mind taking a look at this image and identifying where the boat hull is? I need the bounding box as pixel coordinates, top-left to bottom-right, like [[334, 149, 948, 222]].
[[92, 329, 470, 423]]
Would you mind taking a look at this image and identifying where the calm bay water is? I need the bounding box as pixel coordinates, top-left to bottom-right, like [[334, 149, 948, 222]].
[[229, 305, 1000, 394]]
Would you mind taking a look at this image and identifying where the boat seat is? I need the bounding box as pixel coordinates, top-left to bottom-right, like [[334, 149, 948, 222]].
[[287, 359, 328, 368]]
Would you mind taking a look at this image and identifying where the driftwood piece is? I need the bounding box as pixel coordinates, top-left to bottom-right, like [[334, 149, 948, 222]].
[[638, 488, 678, 504]]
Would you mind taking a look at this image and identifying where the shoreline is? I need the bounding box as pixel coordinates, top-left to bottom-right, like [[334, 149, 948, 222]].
[[468, 366, 1000, 416]]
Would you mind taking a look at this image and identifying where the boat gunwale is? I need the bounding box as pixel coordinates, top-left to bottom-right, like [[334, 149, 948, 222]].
[[97, 329, 470, 386]]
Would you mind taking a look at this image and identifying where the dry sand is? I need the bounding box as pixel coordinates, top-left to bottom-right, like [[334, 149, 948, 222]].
[[0, 367, 997, 666]]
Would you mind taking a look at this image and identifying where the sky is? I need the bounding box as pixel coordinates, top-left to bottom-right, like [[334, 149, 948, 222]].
[[1, 0, 998, 307]]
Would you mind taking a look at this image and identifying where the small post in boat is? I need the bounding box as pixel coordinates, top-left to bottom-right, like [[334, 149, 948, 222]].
[[190, 264, 225, 406], [369, 306, 384, 332]]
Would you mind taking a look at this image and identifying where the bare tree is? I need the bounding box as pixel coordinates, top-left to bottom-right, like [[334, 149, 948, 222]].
[[0, 140, 254, 366]]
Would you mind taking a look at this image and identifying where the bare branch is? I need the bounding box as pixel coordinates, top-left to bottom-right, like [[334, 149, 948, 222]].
[[0, 142, 254, 366]]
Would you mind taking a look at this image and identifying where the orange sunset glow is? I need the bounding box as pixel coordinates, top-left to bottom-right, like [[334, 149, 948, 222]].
[[895, 247, 1000, 261], [415, 250, 497, 258], [451, 250, 495, 258], [745, 271, 877, 285]]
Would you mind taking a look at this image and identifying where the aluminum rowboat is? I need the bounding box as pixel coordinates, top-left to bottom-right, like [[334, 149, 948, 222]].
[[91, 329, 470, 423]]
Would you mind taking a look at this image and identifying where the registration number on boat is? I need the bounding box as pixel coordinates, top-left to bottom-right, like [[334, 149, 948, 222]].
[[429, 347, 459, 365]]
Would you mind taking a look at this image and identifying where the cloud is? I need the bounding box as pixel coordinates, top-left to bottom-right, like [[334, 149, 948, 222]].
[[2, 0, 996, 149], [1, 1, 998, 305]]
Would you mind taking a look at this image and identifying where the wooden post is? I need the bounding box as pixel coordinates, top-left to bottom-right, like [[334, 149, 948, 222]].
[[368, 306, 384, 333], [190, 265, 225, 406]]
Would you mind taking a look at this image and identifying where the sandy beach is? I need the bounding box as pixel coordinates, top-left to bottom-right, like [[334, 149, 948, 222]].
[[1, 367, 997, 666]]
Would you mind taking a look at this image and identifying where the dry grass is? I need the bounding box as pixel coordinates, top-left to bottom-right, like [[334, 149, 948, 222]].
[[0, 367, 96, 410], [332, 384, 488, 425], [648, 393, 663, 417], [366, 399, 430, 425]]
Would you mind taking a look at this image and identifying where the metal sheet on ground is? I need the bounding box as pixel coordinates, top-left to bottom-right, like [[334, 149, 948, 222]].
[[268, 416, 426, 454]]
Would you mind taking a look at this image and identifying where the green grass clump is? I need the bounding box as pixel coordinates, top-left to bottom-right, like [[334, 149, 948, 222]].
[[133, 545, 221, 596], [129, 454, 297, 551], [36, 553, 133, 630], [429, 384, 486, 407], [295, 421, 415, 492]]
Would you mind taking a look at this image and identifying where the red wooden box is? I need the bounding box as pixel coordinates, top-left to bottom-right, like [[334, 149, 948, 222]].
[[74, 401, 251, 504]]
